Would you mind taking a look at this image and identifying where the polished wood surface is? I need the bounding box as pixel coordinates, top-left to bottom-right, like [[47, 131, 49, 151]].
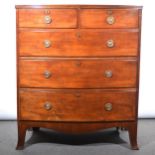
[[16, 120, 138, 150], [16, 5, 142, 9], [16, 5, 142, 150], [19, 89, 136, 121], [19, 58, 137, 88], [19, 29, 138, 57], [80, 9, 139, 28], [18, 9, 77, 28]]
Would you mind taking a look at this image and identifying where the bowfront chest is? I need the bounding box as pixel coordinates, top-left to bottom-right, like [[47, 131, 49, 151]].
[[16, 5, 142, 150]]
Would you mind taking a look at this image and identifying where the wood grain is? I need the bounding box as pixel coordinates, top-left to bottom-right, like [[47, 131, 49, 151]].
[[18, 9, 77, 28], [19, 29, 138, 57], [16, 5, 142, 150], [19, 58, 137, 88], [19, 89, 136, 121], [16, 120, 138, 150], [16, 5, 142, 9], [80, 9, 139, 28]]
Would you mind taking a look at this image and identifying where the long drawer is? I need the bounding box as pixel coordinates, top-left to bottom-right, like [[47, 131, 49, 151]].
[[19, 29, 138, 56], [19, 89, 136, 121], [19, 58, 137, 88]]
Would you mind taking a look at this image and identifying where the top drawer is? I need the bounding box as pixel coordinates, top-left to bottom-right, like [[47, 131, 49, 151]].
[[18, 9, 77, 28], [80, 9, 139, 28]]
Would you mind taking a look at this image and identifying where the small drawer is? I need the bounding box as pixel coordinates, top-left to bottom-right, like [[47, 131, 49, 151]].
[[80, 9, 139, 28], [19, 29, 138, 57], [19, 58, 137, 88], [19, 89, 136, 121], [18, 9, 77, 28]]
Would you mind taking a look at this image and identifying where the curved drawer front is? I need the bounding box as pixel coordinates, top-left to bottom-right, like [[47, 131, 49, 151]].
[[18, 9, 77, 28], [19, 58, 137, 88], [19, 29, 138, 56], [80, 9, 139, 28], [19, 89, 136, 121]]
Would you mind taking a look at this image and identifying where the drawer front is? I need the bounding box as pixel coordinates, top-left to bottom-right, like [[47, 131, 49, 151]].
[[80, 9, 139, 28], [19, 30, 138, 56], [19, 58, 137, 88], [19, 89, 136, 121], [18, 9, 77, 28]]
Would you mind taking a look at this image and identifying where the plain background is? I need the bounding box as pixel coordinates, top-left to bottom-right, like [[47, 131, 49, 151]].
[[0, 0, 154, 120]]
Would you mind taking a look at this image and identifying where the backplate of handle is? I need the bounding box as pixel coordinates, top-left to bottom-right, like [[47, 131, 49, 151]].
[[104, 70, 113, 78], [43, 70, 52, 79], [104, 103, 113, 111], [44, 15, 52, 24], [43, 40, 51, 48], [106, 16, 115, 25], [44, 102, 52, 110]]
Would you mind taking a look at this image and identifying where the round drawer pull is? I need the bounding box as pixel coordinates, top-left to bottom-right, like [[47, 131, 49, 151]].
[[106, 16, 115, 25], [104, 70, 113, 78], [43, 40, 51, 48], [44, 102, 52, 110], [44, 70, 52, 79], [44, 15, 52, 24], [107, 39, 114, 48], [104, 103, 113, 111]]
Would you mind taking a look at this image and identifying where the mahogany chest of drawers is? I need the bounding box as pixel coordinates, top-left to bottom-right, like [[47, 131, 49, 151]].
[[16, 5, 142, 150]]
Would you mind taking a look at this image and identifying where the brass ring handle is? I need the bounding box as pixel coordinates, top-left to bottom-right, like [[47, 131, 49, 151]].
[[104, 70, 113, 78], [44, 102, 52, 110], [107, 39, 114, 48], [43, 40, 51, 48], [104, 103, 113, 111], [106, 16, 115, 25], [44, 15, 52, 24], [44, 70, 52, 79]]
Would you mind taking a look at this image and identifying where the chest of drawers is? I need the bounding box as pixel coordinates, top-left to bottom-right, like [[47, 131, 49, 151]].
[[16, 5, 142, 150]]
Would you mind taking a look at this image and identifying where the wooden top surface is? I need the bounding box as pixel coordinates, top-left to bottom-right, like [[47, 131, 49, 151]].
[[15, 5, 142, 9]]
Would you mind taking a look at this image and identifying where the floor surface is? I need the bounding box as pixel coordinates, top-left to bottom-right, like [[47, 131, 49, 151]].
[[0, 119, 155, 155]]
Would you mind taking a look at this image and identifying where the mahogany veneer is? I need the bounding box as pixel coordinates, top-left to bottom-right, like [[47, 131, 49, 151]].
[[16, 5, 142, 150], [19, 29, 139, 56]]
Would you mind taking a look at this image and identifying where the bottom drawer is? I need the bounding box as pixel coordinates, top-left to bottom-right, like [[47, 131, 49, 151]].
[[19, 89, 136, 122]]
